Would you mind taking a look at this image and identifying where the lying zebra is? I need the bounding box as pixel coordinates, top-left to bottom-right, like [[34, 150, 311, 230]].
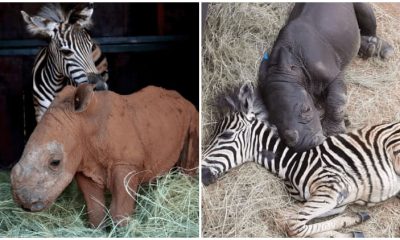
[[202, 83, 400, 237]]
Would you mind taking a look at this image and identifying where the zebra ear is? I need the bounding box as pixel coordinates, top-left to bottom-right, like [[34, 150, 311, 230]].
[[21, 11, 57, 38], [238, 82, 255, 114], [74, 83, 95, 113], [68, 3, 94, 28]]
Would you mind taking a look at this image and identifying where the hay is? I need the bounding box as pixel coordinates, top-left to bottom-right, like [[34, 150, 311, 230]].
[[202, 3, 400, 237], [0, 170, 198, 237]]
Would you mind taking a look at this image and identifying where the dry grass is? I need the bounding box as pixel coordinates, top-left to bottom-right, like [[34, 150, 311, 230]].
[[202, 3, 400, 237], [0, 170, 199, 237]]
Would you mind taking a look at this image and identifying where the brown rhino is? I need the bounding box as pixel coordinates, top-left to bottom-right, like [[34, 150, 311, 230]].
[[10, 84, 199, 228]]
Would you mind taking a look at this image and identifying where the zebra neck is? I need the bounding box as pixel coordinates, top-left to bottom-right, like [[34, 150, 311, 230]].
[[254, 126, 310, 181], [33, 48, 66, 93]]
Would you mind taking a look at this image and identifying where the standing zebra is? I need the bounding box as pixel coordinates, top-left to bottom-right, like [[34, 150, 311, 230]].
[[202, 83, 400, 237], [21, 3, 109, 122]]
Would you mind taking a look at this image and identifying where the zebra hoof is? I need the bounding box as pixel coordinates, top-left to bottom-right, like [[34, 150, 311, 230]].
[[202, 167, 217, 186], [352, 231, 365, 238], [357, 212, 370, 222]]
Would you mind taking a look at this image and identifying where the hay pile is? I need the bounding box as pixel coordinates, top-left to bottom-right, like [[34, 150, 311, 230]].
[[0, 171, 198, 237], [202, 3, 400, 237]]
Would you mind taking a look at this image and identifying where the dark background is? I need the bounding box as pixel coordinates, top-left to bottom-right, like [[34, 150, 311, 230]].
[[0, 3, 199, 169]]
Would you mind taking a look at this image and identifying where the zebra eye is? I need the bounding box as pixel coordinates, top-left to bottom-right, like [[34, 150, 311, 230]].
[[249, 114, 256, 122], [220, 131, 234, 139], [60, 48, 73, 56]]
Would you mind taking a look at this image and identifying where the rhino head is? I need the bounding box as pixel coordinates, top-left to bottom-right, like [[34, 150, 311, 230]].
[[11, 84, 99, 212], [261, 81, 325, 152]]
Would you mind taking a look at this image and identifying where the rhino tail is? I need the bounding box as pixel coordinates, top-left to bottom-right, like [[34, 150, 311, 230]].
[[176, 108, 199, 176]]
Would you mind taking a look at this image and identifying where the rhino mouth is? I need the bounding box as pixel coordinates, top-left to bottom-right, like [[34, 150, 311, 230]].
[[290, 132, 326, 152], [12, 187, 51, 212], [21, 201, 47, 212]]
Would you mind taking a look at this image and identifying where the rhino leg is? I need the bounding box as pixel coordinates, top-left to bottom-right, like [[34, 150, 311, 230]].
[[354, 3, 376, 37], [76, 173, 106, 228], [109, 165, 139, 226], [359, 36, 394, 60], [322, 75, 347, 136], [177, 110, 199, 176], [354, 3, 394, 60]]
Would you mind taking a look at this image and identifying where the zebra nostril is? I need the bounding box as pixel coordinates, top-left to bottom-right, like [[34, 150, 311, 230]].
[[94, 81, 108, 91], [87, 73, 108, 91], [202, 167, 217, 186]]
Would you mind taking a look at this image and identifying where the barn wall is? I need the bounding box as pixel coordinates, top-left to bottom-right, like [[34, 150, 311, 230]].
[[0, 3, 199, 169]]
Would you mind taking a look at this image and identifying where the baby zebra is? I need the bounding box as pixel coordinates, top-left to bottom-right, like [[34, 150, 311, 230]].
[[202, 83, 400, 237]]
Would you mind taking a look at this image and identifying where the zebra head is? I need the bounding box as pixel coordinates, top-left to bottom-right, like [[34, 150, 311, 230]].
[[21, 3, 107, 90], [202, 82, 272, 185]]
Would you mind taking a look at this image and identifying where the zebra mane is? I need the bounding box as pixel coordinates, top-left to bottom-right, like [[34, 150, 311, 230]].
[[37, 3, 66, 23], [216, 82, 270, 123], [37, 3, 93, 27]]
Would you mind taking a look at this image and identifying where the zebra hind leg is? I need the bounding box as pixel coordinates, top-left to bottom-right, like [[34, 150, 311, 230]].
[[287, 191, 369, 237], [310, 230, 364, 238], [305, 212, 369, 237]]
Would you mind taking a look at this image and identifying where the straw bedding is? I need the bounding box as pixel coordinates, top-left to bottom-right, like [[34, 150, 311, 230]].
[[0, 170, 199, 237], [202, 3, 400, 237]]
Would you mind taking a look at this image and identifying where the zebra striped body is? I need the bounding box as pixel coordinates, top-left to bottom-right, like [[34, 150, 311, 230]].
[[22, 3, 109, 122], [202, 83, 400, 237]]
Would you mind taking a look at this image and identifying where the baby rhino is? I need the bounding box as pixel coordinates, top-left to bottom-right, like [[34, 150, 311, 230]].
[[11, 84, 199, 228]]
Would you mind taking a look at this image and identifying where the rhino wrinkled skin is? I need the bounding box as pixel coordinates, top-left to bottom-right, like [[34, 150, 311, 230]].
[[11, 84, 199, 227]]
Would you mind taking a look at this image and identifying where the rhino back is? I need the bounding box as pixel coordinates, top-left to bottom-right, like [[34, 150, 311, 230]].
[[287, 3, 360, 70], [102, 86, 195, 179]]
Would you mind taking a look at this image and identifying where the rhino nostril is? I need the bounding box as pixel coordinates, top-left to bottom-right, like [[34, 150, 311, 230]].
[[283, 130, 299, 147], [313, 133, 326, 146]]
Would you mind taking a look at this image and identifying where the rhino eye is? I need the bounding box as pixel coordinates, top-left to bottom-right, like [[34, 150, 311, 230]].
[[220, 131, 234, 139], [50, 159, 61, 167], [301, 105, 311, 113]]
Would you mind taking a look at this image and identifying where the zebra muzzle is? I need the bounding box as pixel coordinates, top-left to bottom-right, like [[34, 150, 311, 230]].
[[87, 73, 108, 91], [94, 81, 108, 91], [202, 167, 217, 186]]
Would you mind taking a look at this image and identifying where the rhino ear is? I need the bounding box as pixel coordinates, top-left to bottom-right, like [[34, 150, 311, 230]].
[[21, 10, 58, 38], [74, 83, 95, 112]]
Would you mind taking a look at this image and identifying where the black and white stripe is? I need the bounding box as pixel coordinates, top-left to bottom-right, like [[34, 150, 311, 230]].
[[202, 83, 400, 237], [22, 3, 108, 122]]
